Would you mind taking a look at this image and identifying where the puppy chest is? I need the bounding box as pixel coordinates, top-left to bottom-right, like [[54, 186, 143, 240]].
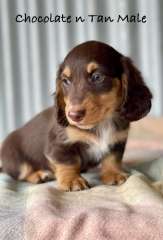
[[85, 127, 111, 162], [86, 143, 108, 162]]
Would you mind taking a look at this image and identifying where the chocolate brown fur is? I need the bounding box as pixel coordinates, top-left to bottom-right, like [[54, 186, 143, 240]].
[[0, 41, 152, 190]]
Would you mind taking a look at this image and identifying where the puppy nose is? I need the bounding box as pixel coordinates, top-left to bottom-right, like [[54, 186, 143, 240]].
[[68, 109, 86, 122]]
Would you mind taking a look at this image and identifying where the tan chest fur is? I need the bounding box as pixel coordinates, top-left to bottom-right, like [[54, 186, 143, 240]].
[[66, 120, 113, 161], [66, 120, 128, 162]]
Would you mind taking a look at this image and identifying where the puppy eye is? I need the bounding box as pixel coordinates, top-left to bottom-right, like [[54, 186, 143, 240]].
[[62, 78, 71, 86], [90, 73, 105, 84]]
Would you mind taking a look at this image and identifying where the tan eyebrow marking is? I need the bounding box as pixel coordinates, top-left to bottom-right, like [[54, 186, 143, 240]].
[[62, 66, 71, 77], [87, 62, 99, 73]]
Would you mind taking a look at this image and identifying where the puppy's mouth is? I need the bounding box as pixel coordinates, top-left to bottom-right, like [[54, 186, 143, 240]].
[[66, 108, 112, 130], [72, 122, 95, 130], [66, 116, 95, 129]]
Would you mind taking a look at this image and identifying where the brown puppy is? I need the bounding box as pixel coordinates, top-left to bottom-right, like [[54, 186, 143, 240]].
[[0, 41, 152, 191]]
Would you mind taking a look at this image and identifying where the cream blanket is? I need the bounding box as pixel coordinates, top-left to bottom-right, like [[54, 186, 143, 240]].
[[0, 158, 163, 240]]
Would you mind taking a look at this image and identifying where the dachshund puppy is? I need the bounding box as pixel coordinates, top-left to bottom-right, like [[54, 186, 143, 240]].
[[0, 41, 152, 191]]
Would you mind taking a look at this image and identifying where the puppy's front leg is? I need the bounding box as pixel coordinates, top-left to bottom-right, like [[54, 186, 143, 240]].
[[101, 141, 128, 185], [54, 161, 89, 191], [45, 145, 89, 191]]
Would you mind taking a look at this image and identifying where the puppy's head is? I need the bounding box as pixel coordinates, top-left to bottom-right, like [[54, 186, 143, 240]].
[[55, 41, 152, 129]]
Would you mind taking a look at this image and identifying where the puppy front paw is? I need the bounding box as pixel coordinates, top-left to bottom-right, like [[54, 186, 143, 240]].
[[58, 176, 90, 191], [101, 171, 129, 185]]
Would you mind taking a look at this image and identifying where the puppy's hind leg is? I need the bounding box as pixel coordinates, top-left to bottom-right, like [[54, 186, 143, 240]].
[[0, 137, 54, 183], [17, 162, 54, 184], [25, 169, 54, 184]]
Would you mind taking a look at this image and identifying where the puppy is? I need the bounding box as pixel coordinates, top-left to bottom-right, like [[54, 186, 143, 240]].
[[0, 41, 152, 191]]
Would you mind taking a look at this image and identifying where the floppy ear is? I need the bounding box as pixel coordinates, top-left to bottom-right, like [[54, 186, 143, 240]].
[[120, 57, 152, 122], [55, 64, 69, 127]]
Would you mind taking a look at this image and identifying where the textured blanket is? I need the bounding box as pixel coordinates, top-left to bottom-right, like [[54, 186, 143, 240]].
[[0, 163, 163, 240], [0, 117, 163, 240]]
